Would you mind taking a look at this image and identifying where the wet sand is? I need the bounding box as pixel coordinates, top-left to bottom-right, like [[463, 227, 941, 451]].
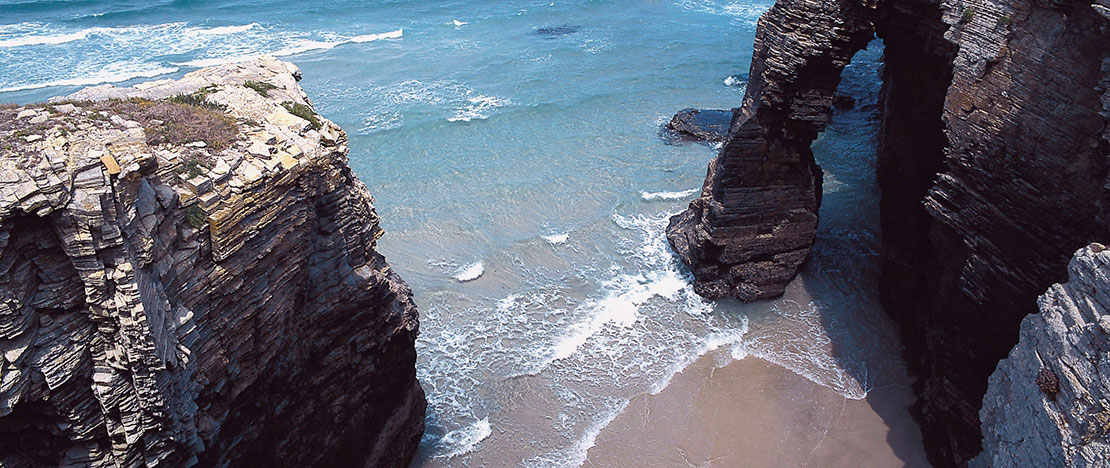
[[585, 353, 930, 468]]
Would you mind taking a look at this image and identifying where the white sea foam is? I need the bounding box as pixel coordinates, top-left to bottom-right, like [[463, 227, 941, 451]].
[[435, 417, 492, 459], [454, 262, 485, 282], [723, 75, 743, 87], [649, 325, 749, 395], [0, 64, 178, 93], [350, 28, 403, 42], [197, 23, 258, 35], [0, 28, 94, 47], [453, 20, 469, 26], [172, 29, 402, 67], [640, 188, 698, 201], [449, 95, 512, 122], [542, 232, 569, 245]]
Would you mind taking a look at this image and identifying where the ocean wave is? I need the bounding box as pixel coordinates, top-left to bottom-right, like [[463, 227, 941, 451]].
[[435, 417, 492, 459], [449, 95, 512, 122], [196, 23, 258, 36], [452, 20, 469, 26], [0, 28, 93, 47], [454, 261, 485, 282], [0, 64, 177, 93], [640, 188, 698, 201], [173, 29, 403, 68]]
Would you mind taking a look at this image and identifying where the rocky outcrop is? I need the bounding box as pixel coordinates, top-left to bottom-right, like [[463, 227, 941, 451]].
[[665, 0, 875, 300], [670, 0, 1109, 464], [0, 57, 425, 467], [664, 108, 735, 143], [973, 244, 1110, 467]]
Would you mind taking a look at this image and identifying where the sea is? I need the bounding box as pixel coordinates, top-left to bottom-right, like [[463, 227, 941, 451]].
[[0, 1, 929, 466]]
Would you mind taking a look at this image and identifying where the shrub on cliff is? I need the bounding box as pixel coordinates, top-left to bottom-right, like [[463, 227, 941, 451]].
[[93, 97, 239, 150]]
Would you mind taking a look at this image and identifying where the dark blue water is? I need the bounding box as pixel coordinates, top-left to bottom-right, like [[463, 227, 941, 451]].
[[1, 1, 919, 466]]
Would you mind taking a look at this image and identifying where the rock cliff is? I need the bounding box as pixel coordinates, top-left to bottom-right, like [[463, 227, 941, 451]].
[[0, 57, 425, 467], [665, 0, 874, 300], [973, 244, 1110, 467], [670, 0, 1110, 464]]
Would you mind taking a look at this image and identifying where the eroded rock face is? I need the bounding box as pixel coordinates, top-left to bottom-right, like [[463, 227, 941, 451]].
[[0, 57, 425, 467], [973, 244, 1110, 468], [884, 1, 1110, 464], [665, 0, 875, 300]]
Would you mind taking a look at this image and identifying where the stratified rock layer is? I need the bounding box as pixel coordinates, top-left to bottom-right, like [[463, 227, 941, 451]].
[[0, 57, 425, 467], [973, 244, 1110, 467], [886, 0, 1110, 464], [666, 0, 874, 300]]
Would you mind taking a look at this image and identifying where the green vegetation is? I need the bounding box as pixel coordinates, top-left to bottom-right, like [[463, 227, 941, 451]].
[[962, 7, 975, 21], [185, 204, 207, 229], [174, 151, 215, 178], [999, 15, 1011, 26], [281, 101, 321, 131], [169, 85, 227, 112], [244, 80, 278, 97]]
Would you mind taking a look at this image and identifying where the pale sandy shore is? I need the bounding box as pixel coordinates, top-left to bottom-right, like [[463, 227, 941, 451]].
[[585, 353, 931, 468]]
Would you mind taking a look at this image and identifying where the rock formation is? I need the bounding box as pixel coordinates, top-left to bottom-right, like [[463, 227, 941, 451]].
[[973, 244, 1110, 467], [669, 0, 1110, 464], [0, 57, 425, 467], [664, 108, 735, 143], [665, 0, 875, 300]]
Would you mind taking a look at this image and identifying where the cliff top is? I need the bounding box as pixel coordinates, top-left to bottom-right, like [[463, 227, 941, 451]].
[[0, 57, 361, 260]]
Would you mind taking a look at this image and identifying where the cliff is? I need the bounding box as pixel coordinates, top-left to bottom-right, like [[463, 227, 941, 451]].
[[0, 57, 425, 467], [973, 244, 1110, 467], [669, 0, 1110, 464]]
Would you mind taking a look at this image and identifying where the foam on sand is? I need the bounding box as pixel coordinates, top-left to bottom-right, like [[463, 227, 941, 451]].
[[454, 261, 485, 282], [640, 188, 698, 201]]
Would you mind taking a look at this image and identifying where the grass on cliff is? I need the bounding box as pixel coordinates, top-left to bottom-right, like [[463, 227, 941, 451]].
[[281, 101, 321, 131], [93, 96, 239, 150], [244, 80, 278, 97]]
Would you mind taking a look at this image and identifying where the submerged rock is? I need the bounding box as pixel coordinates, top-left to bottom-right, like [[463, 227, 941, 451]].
[[533, 24, 580, 37], [664, 108, 734, 143], [0, 57, 425, 467], [974, 244, 1110, 467]]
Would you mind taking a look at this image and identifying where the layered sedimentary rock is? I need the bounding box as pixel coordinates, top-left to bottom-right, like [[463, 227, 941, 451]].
[[665, 0, 875, 300], [972, 244, 1110, 468], [672, 0, 1109, 464], [886, 0, 1110, 464], [0, 57, 425, 467], [664, 108, 735, 143]]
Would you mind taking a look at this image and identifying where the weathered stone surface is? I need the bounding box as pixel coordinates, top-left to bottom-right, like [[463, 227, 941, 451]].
[[0, 57, 425, 468], [664, 108, 735, 143], [666, 0, 875, 300], [972, 244, 1110, 468]]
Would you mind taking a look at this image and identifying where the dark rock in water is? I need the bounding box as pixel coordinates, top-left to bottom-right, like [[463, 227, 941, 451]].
[[832, 94, 855, 109], [665, 108, 734, 143], [665, 0, 874, 301], [533, 24, 580, 37], [0, 58, 426, 468]]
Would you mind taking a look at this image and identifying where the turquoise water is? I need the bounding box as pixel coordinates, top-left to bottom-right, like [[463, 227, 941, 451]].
[[1, 1, 913, 466]]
